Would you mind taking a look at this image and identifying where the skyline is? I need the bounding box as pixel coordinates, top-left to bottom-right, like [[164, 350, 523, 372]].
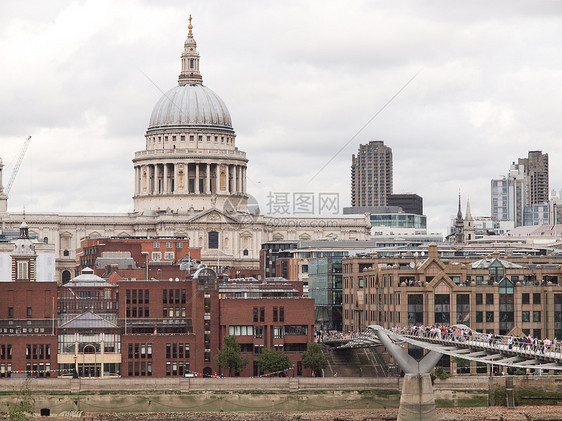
[[2, 1, 562, 234]]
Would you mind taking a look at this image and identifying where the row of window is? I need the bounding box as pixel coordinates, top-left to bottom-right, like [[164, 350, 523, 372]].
[[125, 289, 150, 305], [228, 325, 308, 337], [252, 307, 285, 323], [125, 306, 150, 318], [0, 345, 12, 360], [151, 251, 175, 261], [26, 344, 51, 360], [153, 241, 184, 249], [163, 289, 187, 305], [128, 361, 152, 376], [127, 343, 153, 359], [166, 343, 190, 359], [6, 307, 33, 318], [149, 134, 233, 145], [162, 307, 187, 318]]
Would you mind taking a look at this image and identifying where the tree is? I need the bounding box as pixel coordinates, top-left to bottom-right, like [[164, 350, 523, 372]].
[[215, 335, 249, 376], [301, 342, 327, 377], [8, 379, 35, 421], [257, 348, 293, 375]]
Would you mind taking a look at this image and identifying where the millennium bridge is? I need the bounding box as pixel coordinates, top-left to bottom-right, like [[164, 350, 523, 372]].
[[323, 325, 562, 421]]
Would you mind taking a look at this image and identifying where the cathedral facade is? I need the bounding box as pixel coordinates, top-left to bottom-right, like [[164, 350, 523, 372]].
[[0, 18, 370, 283]]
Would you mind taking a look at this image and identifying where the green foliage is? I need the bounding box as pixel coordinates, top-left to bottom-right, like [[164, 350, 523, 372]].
[[301, 342, 327, 377], [434, 367, 450, 380], [8, 379, 35, 421], [514, 368, 526, 375], [451, 356, 470, 367], [257, 348, 293, 375], [215, 335, 249, 376]]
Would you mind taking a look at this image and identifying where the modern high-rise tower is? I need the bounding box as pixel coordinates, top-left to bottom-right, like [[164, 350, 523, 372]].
[[518, 150, 549, 206], [350, 141, 393, 207]]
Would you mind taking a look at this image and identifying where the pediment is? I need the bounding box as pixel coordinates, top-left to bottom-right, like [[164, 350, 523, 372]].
[[60, 311, 118, 329], [430, 275, 456, 290], [188, 208, 241, 224]]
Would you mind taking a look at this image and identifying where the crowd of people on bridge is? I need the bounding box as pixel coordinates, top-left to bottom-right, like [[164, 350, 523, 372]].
[[389, 325, 561, 356]]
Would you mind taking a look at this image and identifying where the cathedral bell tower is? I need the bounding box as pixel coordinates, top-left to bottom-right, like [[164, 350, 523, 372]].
[[11, 219, 37, 282]]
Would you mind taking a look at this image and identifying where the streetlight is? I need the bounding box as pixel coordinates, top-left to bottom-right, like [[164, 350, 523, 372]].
[[141, 251, 149, 280]]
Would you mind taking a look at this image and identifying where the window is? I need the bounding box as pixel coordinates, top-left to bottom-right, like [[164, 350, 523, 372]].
[[486, 294, 494, 305], [177, 242, 183, 248], [522, 311, 530, 322], [533, 293, 541, 304], [273, 326, 284, 338], [166, 242, 173, 248], [8, 308, 13, 318], [273, 307, 278, 322], [17, 261, 29, 280], [153, 242, 160, 248], [151, 252, 161, 261], [522, 293, 530, 305], [229, 325, 253, 336], [476, 294, 482, 305], [208, 231, 219, 249], [476, 311, 483, 323], [253, 307, 258, 323], [284, 325, 308, 335], [26, 307, 32, 318], [533, 311, 541, 322], [253, 326, 264, 339], [486, 311, 494, 322], [280, 307, 284, 322], [260, 307, 265, 322], [164, 252, 175, 260]]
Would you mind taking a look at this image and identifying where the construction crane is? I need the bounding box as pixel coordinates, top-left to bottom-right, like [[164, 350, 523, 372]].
[[5, 136, 32, 195]]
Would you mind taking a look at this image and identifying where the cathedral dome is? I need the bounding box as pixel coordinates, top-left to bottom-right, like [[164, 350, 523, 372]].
[[148, 84, 232, 131]]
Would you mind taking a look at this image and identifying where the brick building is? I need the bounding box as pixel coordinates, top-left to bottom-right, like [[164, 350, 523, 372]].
[[76, 236, 201, 281], [0, 224, 314, 378], [342, 243, 562, 340], [219, 283, 314, 376]]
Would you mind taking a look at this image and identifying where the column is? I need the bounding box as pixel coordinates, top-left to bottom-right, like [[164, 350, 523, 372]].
[[237, 166, 241, 193], [195, 162, 200, 194], [134, 166, 138, 196], [163, 163, 168, 194], [154, 164, 160, 194], [216, 164, 220, 194], [242, 167, 246, 194], [225, 165, 230, 193], [205, 163, 211, 194], [172, 163, 177, 193]]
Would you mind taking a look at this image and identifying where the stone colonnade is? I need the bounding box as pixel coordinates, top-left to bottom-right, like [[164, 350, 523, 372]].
[[135, 162, 246, 196]]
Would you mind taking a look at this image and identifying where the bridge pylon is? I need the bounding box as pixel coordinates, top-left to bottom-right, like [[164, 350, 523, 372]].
[[371, 325, 441, 421]]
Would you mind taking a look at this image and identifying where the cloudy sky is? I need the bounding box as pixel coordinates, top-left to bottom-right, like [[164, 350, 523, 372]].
[[2, 0, 562, 235]]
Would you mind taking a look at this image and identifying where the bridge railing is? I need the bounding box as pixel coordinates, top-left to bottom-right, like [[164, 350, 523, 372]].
[[393, 325, 562, 363]]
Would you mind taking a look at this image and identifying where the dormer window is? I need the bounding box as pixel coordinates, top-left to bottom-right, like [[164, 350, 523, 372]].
[[17, 261, 29, 280]]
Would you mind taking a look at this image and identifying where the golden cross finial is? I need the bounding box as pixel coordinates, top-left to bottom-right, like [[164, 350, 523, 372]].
[[188, 14, 193, 37]]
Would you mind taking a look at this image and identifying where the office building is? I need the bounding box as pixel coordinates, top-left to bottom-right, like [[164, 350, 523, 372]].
[[351, 141, 393, 207], [519, 150, 549, 207]]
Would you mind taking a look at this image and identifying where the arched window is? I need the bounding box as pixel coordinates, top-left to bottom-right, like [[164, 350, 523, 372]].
[[62, 270, 71, 284]]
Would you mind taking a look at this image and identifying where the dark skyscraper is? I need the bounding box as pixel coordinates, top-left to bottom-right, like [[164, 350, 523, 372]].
[[518, 150, 549, 206], [351, 141, 393, 207]]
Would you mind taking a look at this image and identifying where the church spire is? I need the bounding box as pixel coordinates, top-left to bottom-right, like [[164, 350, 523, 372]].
[[465, 196, 473, 221], [456, 191, 463, 221], [178, 14, 203, 85]]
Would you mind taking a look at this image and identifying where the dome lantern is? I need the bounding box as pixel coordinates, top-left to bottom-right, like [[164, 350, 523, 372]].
[[178, 15, 203, 85]]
